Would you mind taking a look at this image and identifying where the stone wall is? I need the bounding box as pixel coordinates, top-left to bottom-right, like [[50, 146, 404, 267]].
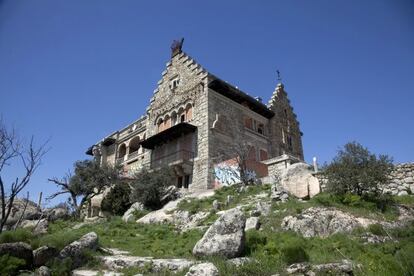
[[315, 163, 414, 196], [382, 163, 414, 195]]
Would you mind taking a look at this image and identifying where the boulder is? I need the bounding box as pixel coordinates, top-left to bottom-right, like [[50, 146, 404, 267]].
[[281, 207, 375, 237], [227, 257, 253, 267], [250, 201, 271, 217], [270, 186, 289, 202], [122, 202, 144, 223], [100, 255, 194, 272], [193, 208, 246, 258], [212, 200, 220, 211], [185, 262, 219, 276], [245, 217, 260, 231], [46, 207, 69, 221], [0, 242, 33, 267], [20, 218, 48, 235], [72, 270, 123, 276], [59, 232, 98, 267], [174, 210, 209, 231], [286, 260, 355, 275], [33, 246, 58, 267], [280, 163, 320, 199], [0, 198, 41, 227], [161, 185, 180, 203], [35, 266, 51, 276]]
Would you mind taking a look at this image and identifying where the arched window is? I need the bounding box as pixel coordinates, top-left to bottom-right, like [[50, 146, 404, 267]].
[[118, 144, 127, 158], [157, 118, 164, 132], [185, 103, 193, 121], [129, 136, 140, 154], [164, 115, 171, 129], [171, 111, 177, 126], [178, 107, 185, 123]]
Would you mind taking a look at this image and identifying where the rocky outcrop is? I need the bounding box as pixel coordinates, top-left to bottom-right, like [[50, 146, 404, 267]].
[[59, 232, 99, 267], [20, 218, 48, 235], [174, 210, 210, 231], [0, 242, 33, 267], [245, 217, 260, 231], [193, 208, 246, 258], [0, 198, 42, 228], [281, 207, 375, 237], [35, 266, 51, 276], [161, 185, 181, 204], [33, 246, 58, 267], [45, 207, 69, 222], [270, 185, 289, 202], [100, 255, 194, 272], [185, 262, 219, 276], [280, 163, 320, 199], [227, 257, 253, 267], [72, 270, 124, 276], [250, 201, 271, 217], [286, 260, 356, 275], [122, 202, 144, 223]]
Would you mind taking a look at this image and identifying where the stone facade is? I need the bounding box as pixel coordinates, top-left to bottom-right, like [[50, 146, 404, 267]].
[[87, 41, 304, 191]]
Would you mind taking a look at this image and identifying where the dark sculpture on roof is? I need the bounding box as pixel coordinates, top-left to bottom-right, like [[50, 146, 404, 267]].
[[171, 38, 184, 57]]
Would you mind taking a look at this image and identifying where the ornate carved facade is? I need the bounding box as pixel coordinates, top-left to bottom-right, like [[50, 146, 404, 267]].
[[86, 42, 304, 191]]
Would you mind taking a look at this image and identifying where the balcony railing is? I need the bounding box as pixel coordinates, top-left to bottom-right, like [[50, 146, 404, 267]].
[[150, 150, 194, 169], [116, 151, 143, 165]]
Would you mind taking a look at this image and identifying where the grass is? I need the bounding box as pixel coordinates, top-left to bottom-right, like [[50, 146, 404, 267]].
[[177, 184, 271, 215], [1, 185, 413, 276]]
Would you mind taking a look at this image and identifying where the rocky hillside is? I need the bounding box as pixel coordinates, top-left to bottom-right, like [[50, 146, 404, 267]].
[[1, 183, 414, 276]]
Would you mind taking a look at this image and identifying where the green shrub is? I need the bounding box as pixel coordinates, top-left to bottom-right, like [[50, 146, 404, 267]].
[[368, 224, 386, 236], [101, 182, 132, 216], [281, 240, 309, 264], [324, 142, 393, 197], [342, 193, 362, 206], [0, 254, 26, 275], [47, 257, 72, 276], [130, 167, 175, 210], [0, 228, 34, 244]]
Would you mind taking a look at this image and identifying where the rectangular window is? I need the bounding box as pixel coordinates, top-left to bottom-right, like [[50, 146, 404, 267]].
[[244, 117, 253, 129], [184, 175, 190, 189], [259, 149, 268, 161], [177, 176, 183, 188]]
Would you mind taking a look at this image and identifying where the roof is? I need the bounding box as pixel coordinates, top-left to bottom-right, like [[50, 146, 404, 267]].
[[208, 78, 275, 119], [141, 122, 197, 150]]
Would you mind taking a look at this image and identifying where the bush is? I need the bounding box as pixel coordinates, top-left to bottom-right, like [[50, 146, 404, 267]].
[[368, 223, 386, 236], [101, 182, 131, 216], [324, 142, 393, 197], [281, 240, 309, 264], [129, 167, 175, 210], [0, 254, 26, 275], [0, 228, 34, 244], [47, 257, 72, 276]]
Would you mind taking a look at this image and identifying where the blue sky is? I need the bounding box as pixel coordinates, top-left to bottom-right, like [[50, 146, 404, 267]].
[[0, 0, 413, 206]]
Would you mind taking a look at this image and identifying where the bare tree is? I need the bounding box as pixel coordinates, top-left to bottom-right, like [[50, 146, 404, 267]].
[[48, 159, 120, 217], [213, 122, 257, 186], [47, 172, 79, 213], [0, 118, 47, 233]]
